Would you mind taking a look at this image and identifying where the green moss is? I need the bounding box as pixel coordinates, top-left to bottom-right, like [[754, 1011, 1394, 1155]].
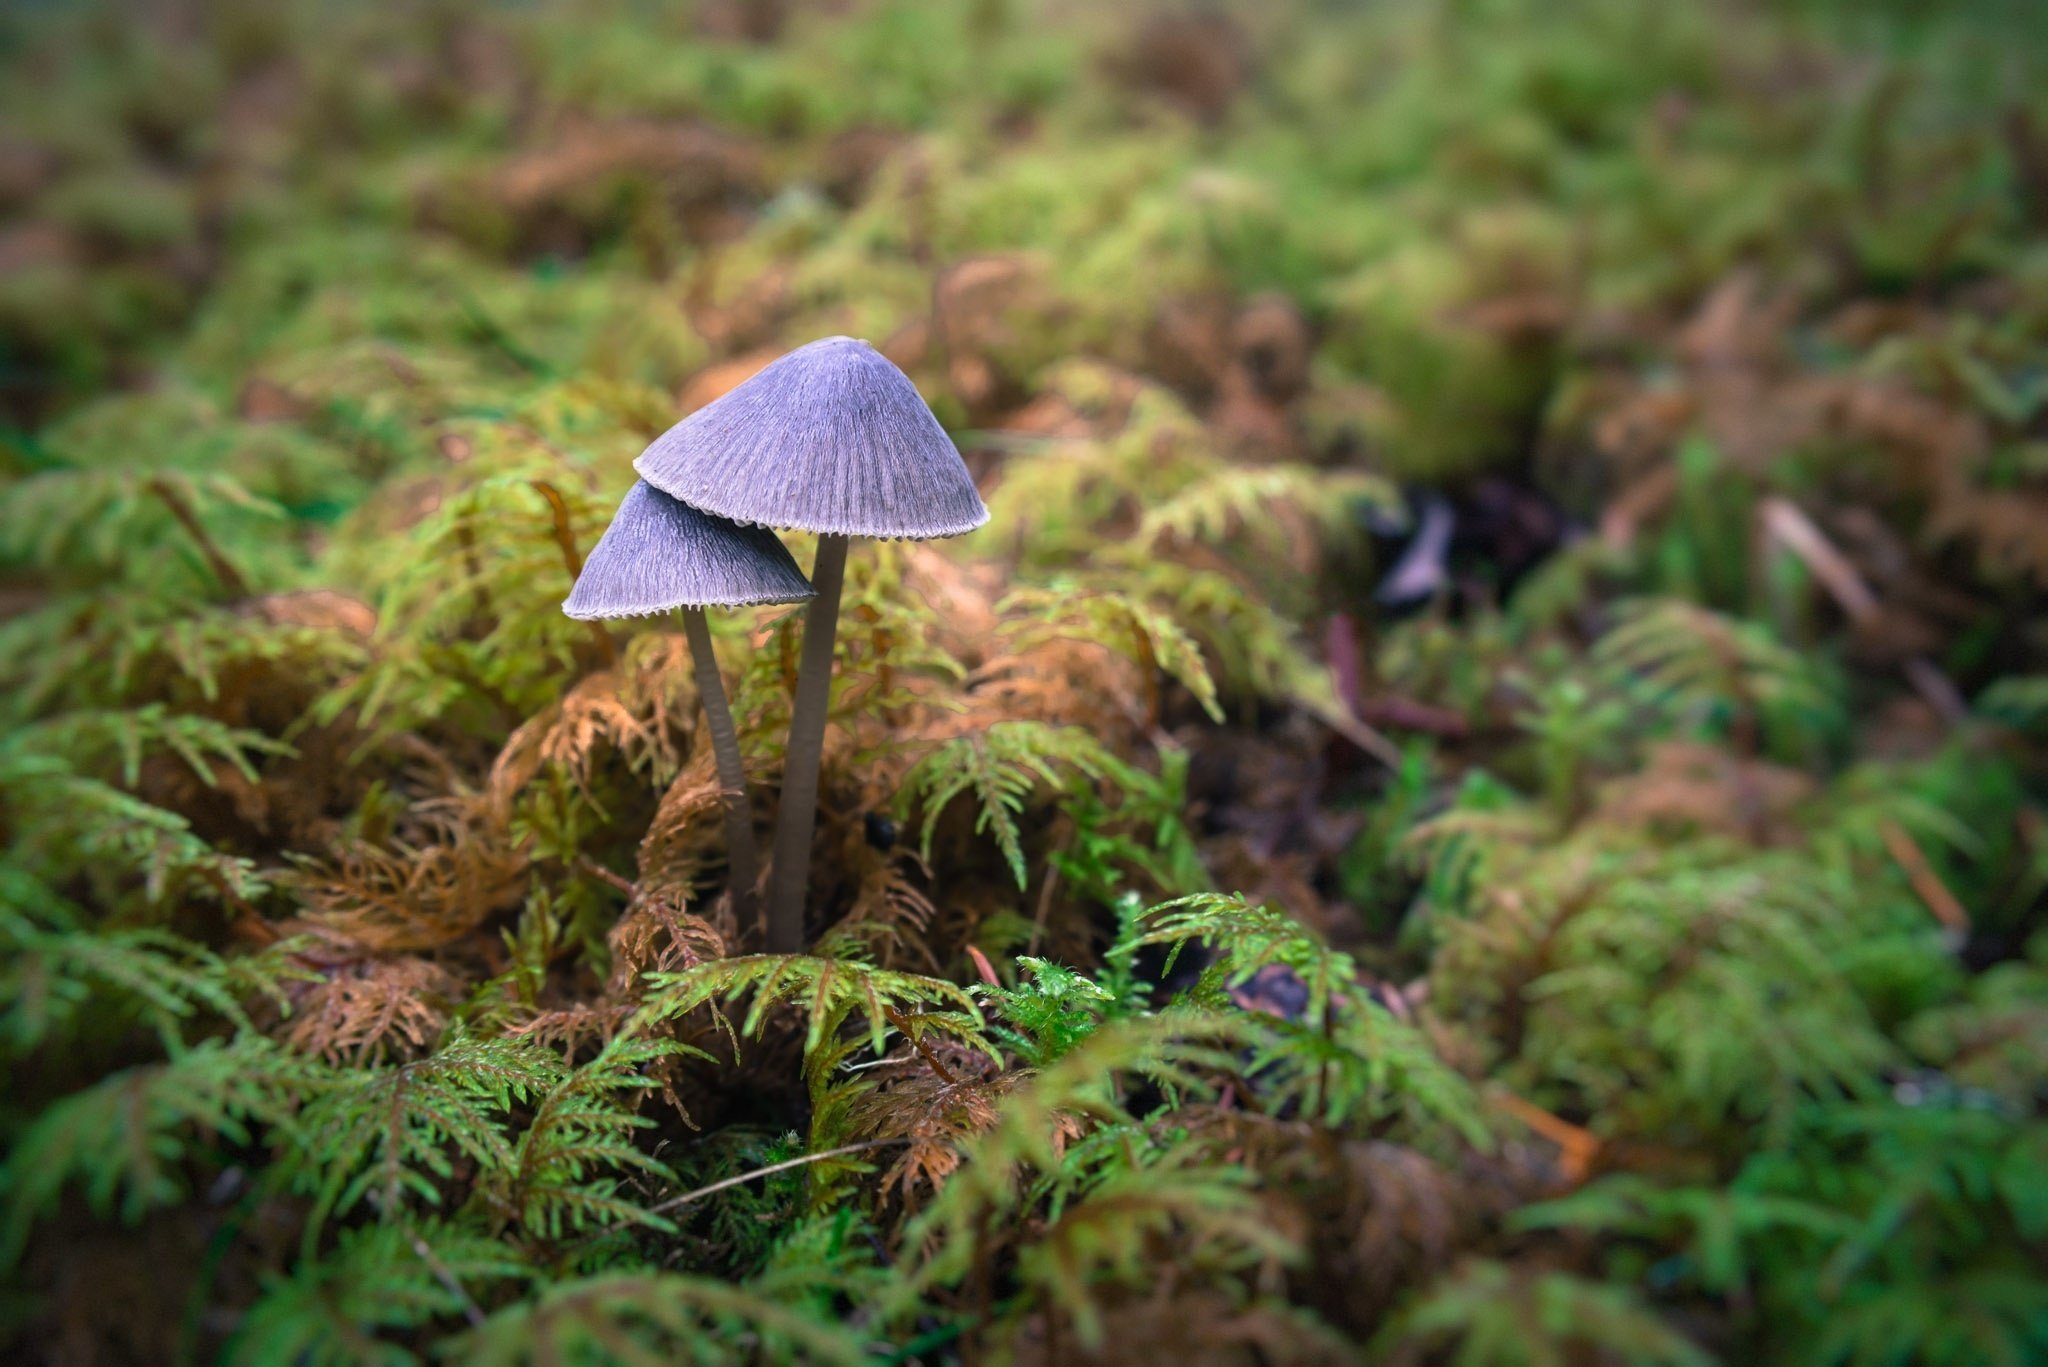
[[2, 0, 2046, 1361]]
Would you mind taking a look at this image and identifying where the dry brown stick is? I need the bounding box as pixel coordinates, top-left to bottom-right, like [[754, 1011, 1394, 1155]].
[[1025, 824, 1069, 958], [532, 479, 616, 667], [1901, 659, 1969, 724], [1490, 1087, 1601, 1186], [147, 477, 250, 599], [1758, 497, 1967, 723], [1759, 496, 1880, 621], [1601, 463, 1680, 553], [1879, 819, 1971, 934], [575, 855, 640, 899], [1300, 683, 1404, 768], [883, 1005, 959, 1084]]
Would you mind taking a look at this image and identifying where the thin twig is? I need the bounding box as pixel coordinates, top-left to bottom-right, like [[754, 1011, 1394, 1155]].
[[1025, 825, 1068, 957], [642, 1138, 907, 1219], [1760, 496, 1879, 620], [1759, 497, 1966, 723], [1879, 819, 1971, 935], [1308, 696, 1404, 767], [1490, 1087, 1601, 1186], [883, 1006, 959, 1084], [556, 1136, 911, 1264], [406, 1227, 486, 1327], [532, 478, 616, 667], [147, 477, 250, 599], [574, 855, 640, 899], [1600, 464, 1679, 552], [1900, 659, 1969, 724]]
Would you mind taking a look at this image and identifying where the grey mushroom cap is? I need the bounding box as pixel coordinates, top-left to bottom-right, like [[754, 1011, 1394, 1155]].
[[633, 335, 990, 541], [563, 480, 815, 620]]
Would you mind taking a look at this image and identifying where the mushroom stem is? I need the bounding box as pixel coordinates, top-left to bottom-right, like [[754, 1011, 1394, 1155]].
[[682, 607, 759, 936], [765, 532, 848, 953]]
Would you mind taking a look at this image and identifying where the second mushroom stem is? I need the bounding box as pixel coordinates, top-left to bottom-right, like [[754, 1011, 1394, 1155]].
[[765, 533, 848, 955], [682, 607, 758, 936]]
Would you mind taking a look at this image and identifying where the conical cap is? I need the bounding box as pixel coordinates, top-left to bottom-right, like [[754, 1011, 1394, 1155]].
[[563, 481, 814, 620], [634, 335, 989, 540]]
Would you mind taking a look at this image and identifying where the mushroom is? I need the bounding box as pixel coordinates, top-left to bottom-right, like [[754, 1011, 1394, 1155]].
[[564, 479, 814, 937], [633, 336, 988, 952]]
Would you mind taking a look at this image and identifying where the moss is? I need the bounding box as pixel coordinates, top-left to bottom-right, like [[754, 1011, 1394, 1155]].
[[2, 0, 2046, 1360]]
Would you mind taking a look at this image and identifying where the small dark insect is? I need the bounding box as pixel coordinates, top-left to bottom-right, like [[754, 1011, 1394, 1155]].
[[864, 812, 898, 850]]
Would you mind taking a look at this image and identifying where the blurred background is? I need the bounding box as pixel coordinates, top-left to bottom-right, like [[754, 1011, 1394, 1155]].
[[4, 0, 2047, 655], [5, 0, 2048, 1363]]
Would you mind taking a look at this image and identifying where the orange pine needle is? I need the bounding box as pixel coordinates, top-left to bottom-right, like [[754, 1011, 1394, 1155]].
[[1491, 1088, 1602, 1185]]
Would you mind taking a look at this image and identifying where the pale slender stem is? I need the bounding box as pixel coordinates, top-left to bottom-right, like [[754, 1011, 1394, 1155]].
[[765, 534, 848, 954], [682, 607, 758, 937], [642, 1137, 903, 1218], [405, 1227, 485, 1327], [559, 1137, 908, 1255]]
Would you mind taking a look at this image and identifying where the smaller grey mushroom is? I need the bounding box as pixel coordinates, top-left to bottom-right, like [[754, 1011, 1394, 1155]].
[[1374, 495, 1455, 610], [565, 480, 813, 937]]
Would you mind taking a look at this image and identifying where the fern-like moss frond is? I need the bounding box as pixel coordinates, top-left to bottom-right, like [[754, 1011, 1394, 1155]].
[[633, 953, 986, 1059], [1375, 1258, 1714, 1366], [446, 1270, 871, 1366], [895, 721, 1138, 889], [489, 1034, 703, 1241], [289, 1034, 565, 1245], [998, 580, 1225, 723], [1, 1036, 326, 1266], [0, 882, 297, 1054], [227, 1221, 529, 1367], [1140, 892, 1356, 1027]]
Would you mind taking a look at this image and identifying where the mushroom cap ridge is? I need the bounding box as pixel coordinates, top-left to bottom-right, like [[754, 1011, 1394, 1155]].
[[633, 335, 989, 541], [563, 480, 815, 620]]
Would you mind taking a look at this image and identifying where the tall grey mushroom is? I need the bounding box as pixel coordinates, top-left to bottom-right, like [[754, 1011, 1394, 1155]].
[[633, 336, 988, 953], [564, 479, 813, 937]]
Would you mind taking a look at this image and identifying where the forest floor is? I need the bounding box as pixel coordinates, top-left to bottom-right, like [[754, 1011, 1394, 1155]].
[[2, 1, 2046, 1363]]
